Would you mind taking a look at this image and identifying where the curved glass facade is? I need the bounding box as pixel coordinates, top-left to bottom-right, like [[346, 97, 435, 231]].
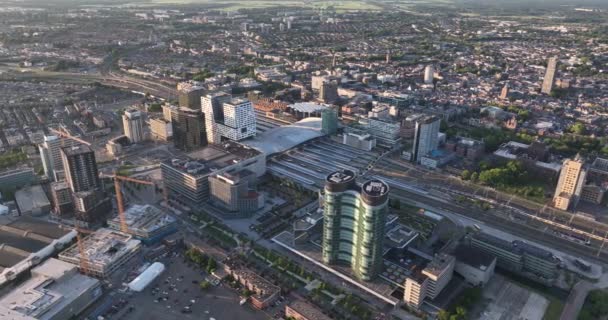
[[322, 186, 387, 281]]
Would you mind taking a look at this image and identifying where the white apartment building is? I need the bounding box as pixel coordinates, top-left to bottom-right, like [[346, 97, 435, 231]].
[[39, 135, 77, 181], [122, 109, 145, 143]]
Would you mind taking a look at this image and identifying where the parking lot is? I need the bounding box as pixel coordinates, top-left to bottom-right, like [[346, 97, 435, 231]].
[[474, 274, 549, 320], [121, 252, 271, 320]]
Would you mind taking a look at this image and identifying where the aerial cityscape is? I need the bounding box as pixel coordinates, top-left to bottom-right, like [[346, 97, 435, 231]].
[[0, 0, 606, 319]]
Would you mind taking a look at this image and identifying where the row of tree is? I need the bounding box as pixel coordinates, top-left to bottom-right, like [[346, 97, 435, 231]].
[[185, 248, 217, 274]]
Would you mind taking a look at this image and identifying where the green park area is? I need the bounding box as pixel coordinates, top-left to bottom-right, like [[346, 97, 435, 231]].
[[0, 150, 27, 170]]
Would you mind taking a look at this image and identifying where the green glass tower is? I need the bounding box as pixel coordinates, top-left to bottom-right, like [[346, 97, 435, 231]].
[[321, 108, 338, 135], [322, 170, 389, 281]]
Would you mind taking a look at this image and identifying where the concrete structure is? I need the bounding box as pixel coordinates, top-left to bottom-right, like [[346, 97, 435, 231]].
[[161, 142, 265, 208], [453, 245, 496, 286], [403, 253, 455, 309], [105, 137, 123, 156], [343, 131, 376, 151], [149, 117, 173, 141], [368, 117, 401, 149], [60, 145, 109, 225], [400, 114, 423, 139], [50, 182, 72, 219], [202, 93, 256, 144], [493, 141, 561, 176], [38, 135, 77, 181], [285, 299, 331, 320], [122, 108, 145, 143], [469, 233, 559, 284], [209, 169, 263, 215], [107, 205, 177, 245], [412, 115, 440, 163], [541, 56, 558, 94], [0, 216, 76, 286], [0, 168, 36, 194], [321, 108, 338, 135], [61, 145, 100, 193], [0, 258, 101, 320], [58, 228, 141, 278], [424, 65, 434, 84], [581, 157, 608, 205], [445, 137, 485, 161], [15, 185, 51, 217], [128, 262, 165, 292], [322, 170, 389, 281], [177, 82, 205, 109], [318, 81, 338, 104], [171, 107, 207, 152], [223, 257, 280, 309], [553, 157, 586, 211], [162, 104, 177, 122], [293, 209, 323, 245]]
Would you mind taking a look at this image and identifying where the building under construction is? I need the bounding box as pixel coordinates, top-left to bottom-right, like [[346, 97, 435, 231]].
[[58, 228, 141, 278], [107, 204, 177, 245]]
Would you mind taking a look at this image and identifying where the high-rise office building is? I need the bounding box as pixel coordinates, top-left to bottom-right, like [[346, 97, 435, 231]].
[[553, 157, 587, 211], [202, 93, 256, 144], [541, 56, 558, 95], [321, 108, 338, 135], [150, 117, 173, 141], [412, 115, 440, 163], [500, 83, 510, 100], [171, 107, 207, 151], [60, 145, 109, 225], [319, 81, 338, 104], [424, 65, 434, 84], [177, 82, 205, 109], [39, 135, 78, 181], [61, 145, 101, 193], [322, 170, 389, 281], [122, 108, 145, 143]]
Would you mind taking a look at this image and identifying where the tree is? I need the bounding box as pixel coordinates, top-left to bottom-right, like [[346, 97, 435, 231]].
[[569, 122, 586, 135], [461, 170, 471, 180], [199, 280, 211, 290], [470, 172, 479, 182], [438, 310, 451, 320]]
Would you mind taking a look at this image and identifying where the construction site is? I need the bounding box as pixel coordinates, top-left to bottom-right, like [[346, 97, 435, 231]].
[[58, 228, 141, 278], [107, 204, 177, 245]]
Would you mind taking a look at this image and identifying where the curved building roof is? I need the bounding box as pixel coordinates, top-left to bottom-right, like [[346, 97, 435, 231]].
[[243, 117, 325, 156]]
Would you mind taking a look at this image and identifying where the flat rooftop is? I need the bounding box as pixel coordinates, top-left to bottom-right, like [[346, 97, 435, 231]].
[[61, 144, 93, 157], [107, 204, 176, 234], [15, 185, 50, 214], [59, 228, 140, 268], [0, 258, 99, 320], [287, 299, 331, 320], [327, 170, 356, 184], [453, 244, 496, 270], [163, 142, 261, 178], [362, 179, 389, 197]]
